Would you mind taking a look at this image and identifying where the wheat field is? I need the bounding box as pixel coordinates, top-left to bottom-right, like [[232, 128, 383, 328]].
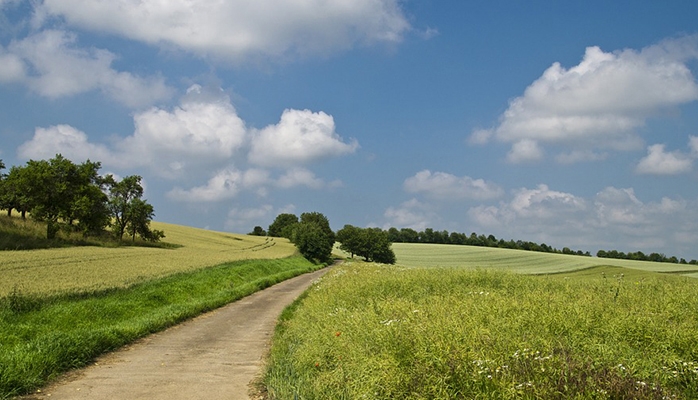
[[0, 221, 297, 296], [392, 242, 698, 275]]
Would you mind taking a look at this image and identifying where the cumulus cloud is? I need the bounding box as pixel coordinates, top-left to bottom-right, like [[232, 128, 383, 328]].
[[3, 30, 172, 107], [225, 204, 275, 231], [383, 199, 437, 231], [403, 170, 503, 200], [635, 144, 693, 175], [471, 36, 698, 163], [275, 168, 325, 189], [120, 85, 248, 176], [248, 109, 359, 168], [17, 124, 114, 163], [463, 184, 698, 257], [167, 167, 270, 202], [506, 139, 544, 163], [38, 0, 411, 63]]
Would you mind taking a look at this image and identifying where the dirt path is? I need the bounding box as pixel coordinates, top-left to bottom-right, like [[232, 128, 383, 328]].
[[22, 267, 329, 400]]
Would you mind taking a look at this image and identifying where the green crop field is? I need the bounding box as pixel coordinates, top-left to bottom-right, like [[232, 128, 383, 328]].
[[264, 245, 698, 399], [0, 221, 296, 296], [392, 242, 698, 276]]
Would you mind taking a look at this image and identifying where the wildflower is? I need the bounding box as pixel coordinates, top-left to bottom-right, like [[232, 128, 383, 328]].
[[335, 331, 342, 337]]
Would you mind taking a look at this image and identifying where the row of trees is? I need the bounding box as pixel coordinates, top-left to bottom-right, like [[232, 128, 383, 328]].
[[597, 249, 697, 265], [336, 225, 396, 264], [264, 213, 398, 265], [384, 227, 591, 257], [0, 155, 163, 241]]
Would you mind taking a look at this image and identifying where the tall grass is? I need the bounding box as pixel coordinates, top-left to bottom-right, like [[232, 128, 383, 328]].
[[0, 255, 319, 399], [264, 262, 698, 399]]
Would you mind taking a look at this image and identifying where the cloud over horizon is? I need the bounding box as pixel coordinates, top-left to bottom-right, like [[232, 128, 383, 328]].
[[471, 36, 698, 164]]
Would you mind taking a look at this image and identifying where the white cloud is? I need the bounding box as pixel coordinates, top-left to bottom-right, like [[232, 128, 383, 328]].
[[383, 199, 436, 231], [38, 0, 411, 63], [17, 124, 114, 163], [167, 167, 270, 202], [403, 170, 503, 200], [635, 144, 693, 175], [121, 85, 248, 176], [689, 135, 698, 157], [464, 184, 698, 257], [5, 30, 172, 107], [275, 168, 325, 189], [471, 36, 698, 163], [248, 109, 359, 168], [506, 139, 544, 163]]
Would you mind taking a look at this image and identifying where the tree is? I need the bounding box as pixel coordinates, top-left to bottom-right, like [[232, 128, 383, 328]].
[[300, 212, 335, 243], [0, 165, 31, 218], [268, 213, 299, 239], [249, 226, 267, 236], [107, 175, 146, 240], [23, 155, 81, 239], [336, 225, 395, 264], [293, 221, 334, 263]]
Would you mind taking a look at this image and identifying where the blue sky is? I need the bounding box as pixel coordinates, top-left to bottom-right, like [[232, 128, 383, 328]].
[[1, 1, 698, 260]]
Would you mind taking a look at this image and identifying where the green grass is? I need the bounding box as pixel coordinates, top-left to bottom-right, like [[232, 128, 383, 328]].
[[0, 255, 320, 399], [393, 242, 698, 275], [263, 261, 698, 399]]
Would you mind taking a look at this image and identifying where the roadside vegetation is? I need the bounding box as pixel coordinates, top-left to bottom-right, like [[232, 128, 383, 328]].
[[264, 261, 698, 399], [0, 255, 319, 398]]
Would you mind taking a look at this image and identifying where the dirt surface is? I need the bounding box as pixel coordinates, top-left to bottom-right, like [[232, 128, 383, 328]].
[[21, 267, 329, 400]]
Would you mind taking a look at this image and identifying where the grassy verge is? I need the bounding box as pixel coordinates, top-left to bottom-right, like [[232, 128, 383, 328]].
[[263, 262, 698, 399], [0, 255, 319, 399]]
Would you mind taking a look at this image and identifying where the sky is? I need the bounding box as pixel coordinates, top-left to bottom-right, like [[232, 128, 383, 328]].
[[1, 1, 698, 260]]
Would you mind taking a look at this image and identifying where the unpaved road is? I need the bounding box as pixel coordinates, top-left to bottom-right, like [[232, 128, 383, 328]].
[[21, 267, 329, 400]]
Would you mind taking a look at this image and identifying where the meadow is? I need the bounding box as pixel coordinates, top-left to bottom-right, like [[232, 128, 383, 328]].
[[0, 221, 296, 297], [263, 246, 698, 399]]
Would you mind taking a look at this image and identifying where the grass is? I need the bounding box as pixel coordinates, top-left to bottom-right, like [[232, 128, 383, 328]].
[[393, 242, 698, 275], [0, 255, 320, 399], [263, 260, 698, 399], [0, 221, 296, 296]]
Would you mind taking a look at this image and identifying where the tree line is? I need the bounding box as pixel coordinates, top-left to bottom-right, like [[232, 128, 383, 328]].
[[597, 249, 697, 265], [383, 227, 592, 257], [259, 213, 397, 265], [0, 155, 163, 242]]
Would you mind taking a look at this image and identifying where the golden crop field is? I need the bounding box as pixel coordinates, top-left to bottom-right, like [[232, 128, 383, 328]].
[[0, 221, 297, 296], [392, 242, 698, 276]]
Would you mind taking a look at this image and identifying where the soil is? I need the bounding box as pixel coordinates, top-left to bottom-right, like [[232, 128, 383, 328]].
[[20, 267, 330, 400]]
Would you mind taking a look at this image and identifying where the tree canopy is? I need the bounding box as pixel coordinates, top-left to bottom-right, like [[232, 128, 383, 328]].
[[337, 225, 396, 264], [0, 155, 162, 242]]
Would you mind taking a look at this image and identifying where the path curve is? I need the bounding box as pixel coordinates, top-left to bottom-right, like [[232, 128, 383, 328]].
[[22, 267, 330, 400]]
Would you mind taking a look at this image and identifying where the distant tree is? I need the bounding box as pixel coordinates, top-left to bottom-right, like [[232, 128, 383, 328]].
[[336, 224, 361, 258], [107, 175, 149, 241], [300, 212, 335, 243], [293, 220, 334, 263], [268, 213, 299, 239], [249, 226, 267, 236], [336, 225, 395, 264], [125, 198, 158, 242], [400, 228, 420, 243]]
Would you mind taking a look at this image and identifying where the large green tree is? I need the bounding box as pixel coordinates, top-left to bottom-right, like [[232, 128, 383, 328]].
[[0, 165, 31, 218], [106, 175, 149, 241], [336, 225, 396, 264], [293, 220, 334, 264], [268, 213, 299, 238]]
